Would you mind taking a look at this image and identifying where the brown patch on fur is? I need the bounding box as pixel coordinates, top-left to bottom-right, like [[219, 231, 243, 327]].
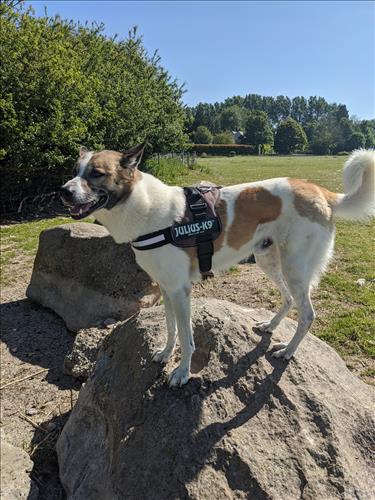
[[85, 150, 142, 205], [289, 179, 335, 227], [228, 188, 282, 250], [183, 198, 228, 272]]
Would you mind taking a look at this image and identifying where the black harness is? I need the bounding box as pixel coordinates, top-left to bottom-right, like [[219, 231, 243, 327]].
[[131, 186, 222, 278]]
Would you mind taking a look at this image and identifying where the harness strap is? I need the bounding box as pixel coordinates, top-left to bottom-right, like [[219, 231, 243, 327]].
[[132, 185, 221, 279], [184, 187, 215, 278], [131, 227, 172, 250]]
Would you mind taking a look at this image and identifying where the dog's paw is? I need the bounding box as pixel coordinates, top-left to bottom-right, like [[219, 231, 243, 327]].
[[256, 321, 274, 333], [272, 342, 293, 360], [152, 348, 173, 364], [168, 366, 190, 387]]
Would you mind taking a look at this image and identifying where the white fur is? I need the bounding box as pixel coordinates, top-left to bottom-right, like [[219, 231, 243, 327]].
[[78, 151, 93, 176], [333, 149, 375, 220], [93, 152, 374, 387]]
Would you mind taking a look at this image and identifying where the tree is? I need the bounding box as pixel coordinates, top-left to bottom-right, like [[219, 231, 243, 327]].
[[244, 111, 273, 154], [359, 120, 375, 148], [191, 103, 217, 132], [346, 132, 365, 151], [291, 96, 308, 124], [274, 118, 307, 154], [212, 132, 234, 144], [193, 126, 212, 144], [220, 106, 242, 131]]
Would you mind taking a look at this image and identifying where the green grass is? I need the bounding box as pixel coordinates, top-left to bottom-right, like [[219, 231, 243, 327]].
[[1, 155, 374, 365]]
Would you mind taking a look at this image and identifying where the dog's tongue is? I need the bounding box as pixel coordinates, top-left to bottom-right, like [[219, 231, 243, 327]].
[[70, 203, 92, 215]]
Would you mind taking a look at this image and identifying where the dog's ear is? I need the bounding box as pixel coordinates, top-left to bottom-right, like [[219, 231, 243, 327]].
[[79, 146, 89, 158], [120, 142, 146, 170]]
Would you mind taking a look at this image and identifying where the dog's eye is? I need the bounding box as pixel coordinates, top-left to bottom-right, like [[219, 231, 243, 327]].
[[91, 170, 105, 178]]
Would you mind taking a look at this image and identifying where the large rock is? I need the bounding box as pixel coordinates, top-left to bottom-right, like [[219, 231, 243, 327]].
[[1, 436, 39, 500], [64, 325, 111, 380], [26, 223, 160, 331], [57, 299, 375, 500]]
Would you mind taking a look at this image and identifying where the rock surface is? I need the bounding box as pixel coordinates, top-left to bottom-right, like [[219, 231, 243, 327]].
[[1, 435, 39, 500], [26, 223, 160, 331], [57, 299, 375, 500], [64, 325, 112, 380]]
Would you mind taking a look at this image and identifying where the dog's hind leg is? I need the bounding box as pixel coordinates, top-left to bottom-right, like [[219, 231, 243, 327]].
[[254, 247, 293, 334], [272, 255, 316, 360], [167, 287, 195, 387], [153, 288, 177, 364]]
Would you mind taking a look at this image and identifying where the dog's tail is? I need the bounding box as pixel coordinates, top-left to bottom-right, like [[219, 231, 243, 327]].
[[332, 149, 375, 221]]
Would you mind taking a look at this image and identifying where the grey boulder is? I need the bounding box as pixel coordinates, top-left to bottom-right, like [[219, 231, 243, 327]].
[[64, 325, 112, 380], [1, 436, 39, 500], [57, 299, 375, 500], [26, 222, 160, 331]]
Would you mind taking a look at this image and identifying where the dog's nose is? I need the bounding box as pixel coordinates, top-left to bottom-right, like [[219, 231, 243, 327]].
[[60, 186, 74, 201]]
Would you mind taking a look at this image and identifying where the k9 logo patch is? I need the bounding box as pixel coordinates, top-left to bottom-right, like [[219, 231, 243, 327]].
[[172, 217, 220, 242]]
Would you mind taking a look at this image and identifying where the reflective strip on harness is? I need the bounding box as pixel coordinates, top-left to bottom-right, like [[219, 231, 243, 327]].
[[132, 233, 167, 248]]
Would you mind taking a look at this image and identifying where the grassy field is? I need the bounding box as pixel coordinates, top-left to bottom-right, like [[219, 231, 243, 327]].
[[1, 155, 374, 374]]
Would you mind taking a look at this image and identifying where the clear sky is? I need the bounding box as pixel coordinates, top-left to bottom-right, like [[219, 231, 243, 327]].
[[26, 1, 374, 119]]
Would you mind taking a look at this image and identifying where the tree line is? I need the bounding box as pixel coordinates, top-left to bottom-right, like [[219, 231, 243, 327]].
[[186, 96, 375, 154]]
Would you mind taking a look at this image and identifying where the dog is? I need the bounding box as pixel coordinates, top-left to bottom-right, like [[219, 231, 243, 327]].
[[61, 145, 375, 386]]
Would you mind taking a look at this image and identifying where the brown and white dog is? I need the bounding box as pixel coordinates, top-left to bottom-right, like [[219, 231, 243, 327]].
[[61, 145, 375, 386]]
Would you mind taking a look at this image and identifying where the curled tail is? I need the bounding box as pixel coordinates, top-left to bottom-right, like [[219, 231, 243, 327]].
[[332, 149, 375, 221]]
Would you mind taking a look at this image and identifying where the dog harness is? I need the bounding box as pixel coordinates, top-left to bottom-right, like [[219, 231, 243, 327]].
[[131, 185, 222, 278]]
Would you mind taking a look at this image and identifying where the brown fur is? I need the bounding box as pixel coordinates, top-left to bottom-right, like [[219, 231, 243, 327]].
[[227, 187, 282, 250], [83, 150, 142, 204], [288, 179, 336, 228]]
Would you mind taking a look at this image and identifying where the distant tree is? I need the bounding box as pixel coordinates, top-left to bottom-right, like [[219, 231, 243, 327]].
[[212, 131, 234, 144], [270, 95, 291, 123], [306, 96, 330, 121], [291, 96, 308, 124], [346, 131, 365, 151], [193, 125, 212, 144], [244, 111, 273, 154], [192, 103, 217, 132], [335, 104, 349, 122], [243, 94, 263, 111], [359, 120, 375, 148], [274, 118, 307, 154], [220, 106, 242, 131], [310, 133, 333, 155]]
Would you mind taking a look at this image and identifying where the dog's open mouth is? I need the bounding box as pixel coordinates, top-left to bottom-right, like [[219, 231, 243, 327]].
[[67, 194, 109, 220]]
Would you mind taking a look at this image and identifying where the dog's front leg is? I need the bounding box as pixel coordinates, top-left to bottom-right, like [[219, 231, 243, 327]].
[[153, 288, 177, 363], [167, 287, 195, 387]]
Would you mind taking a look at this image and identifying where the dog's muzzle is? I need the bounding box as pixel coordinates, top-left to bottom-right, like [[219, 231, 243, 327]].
[[60, 180, 109, 220]]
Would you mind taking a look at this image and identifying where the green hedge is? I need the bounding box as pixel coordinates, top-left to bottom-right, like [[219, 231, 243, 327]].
[[0, 4, 188, 215], [192, 144, 256, 156]]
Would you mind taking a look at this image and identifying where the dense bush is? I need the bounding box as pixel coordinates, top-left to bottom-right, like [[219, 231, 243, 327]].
[[193, 126, 213, 144], [0, 3, 188, 214], [192, 144, 256, 156], [212, 132, 234, 144]]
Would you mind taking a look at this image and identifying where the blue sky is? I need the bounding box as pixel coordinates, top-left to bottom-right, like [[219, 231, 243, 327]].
[[27, 1, 374, 119]]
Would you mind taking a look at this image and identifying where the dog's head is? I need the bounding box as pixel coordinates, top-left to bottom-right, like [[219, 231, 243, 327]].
[[60, 143, 145, 219]]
